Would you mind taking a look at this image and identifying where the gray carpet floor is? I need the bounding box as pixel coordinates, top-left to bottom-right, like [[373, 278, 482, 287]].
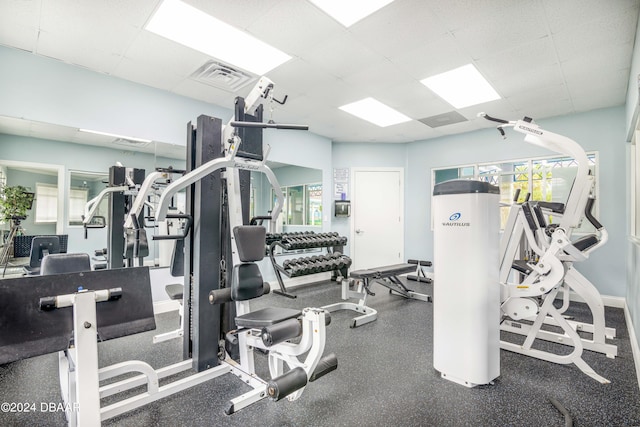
[[0, 278, 638, 426]]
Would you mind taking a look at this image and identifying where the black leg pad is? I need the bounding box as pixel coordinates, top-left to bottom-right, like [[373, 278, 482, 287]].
[[267, 367, 308, 401], [261, 318, 302, 347], [309, 353, 338, 382]]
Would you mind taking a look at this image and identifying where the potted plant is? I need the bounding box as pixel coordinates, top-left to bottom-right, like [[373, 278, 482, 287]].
[[0, 185, 35, 222]]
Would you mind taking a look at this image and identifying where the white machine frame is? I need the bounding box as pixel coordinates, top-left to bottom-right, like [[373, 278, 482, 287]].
[[480, 113, 617, 383]]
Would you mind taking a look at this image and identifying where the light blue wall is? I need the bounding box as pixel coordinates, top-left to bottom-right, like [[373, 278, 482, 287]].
[[625, 15, 640, 371], [0, 46, 229, 145], [405, 107, 626, 298]]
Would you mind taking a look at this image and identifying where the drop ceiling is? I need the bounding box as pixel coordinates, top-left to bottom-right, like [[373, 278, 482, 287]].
[[0, 0, 638, 146]]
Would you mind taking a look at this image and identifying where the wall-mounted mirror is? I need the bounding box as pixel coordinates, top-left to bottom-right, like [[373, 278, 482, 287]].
[[1, 115, 324, 274], [252, 163, 323, 233], [0, 115, 186, 273]]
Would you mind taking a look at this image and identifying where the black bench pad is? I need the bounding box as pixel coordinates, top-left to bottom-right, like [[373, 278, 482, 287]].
[[235, 307, 301, 328], [351, 263, 416, 280]]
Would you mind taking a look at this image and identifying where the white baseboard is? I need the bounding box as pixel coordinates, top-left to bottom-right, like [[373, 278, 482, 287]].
[[624, 303, 640, 392], [153, 299, 180, 314], [566, 291, 626, 309]]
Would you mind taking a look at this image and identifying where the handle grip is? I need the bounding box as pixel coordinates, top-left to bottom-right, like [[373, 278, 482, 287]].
[[230, 121, 309, 131], [152, 214, 193, 240]]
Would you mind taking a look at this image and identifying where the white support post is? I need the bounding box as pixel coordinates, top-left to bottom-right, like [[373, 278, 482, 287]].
[[72, 291, 102, 427]]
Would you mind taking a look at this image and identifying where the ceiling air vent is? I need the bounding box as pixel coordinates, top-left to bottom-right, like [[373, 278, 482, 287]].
[[190, 60, 256, 92], [112, 138, 151, 148], [419, 111, 468, 128]]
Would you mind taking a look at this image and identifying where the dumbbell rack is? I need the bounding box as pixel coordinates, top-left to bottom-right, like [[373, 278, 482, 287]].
[[268, 231, 351, 299]]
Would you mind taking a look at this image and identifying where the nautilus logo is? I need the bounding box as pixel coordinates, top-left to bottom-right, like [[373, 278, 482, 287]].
[[442, 212, 470, 227]]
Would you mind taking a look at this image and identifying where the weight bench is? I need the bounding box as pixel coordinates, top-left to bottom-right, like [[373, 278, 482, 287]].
[[323, 260, 432, 328]]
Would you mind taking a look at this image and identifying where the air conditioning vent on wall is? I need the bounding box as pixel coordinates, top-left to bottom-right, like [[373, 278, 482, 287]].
[[190, 60, 256, 92]]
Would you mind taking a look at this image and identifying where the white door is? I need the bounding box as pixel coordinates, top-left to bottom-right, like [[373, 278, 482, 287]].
[[351, 168, 403, 270]]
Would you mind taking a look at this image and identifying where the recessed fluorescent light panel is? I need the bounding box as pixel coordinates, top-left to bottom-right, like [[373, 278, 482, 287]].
[[339, 97, 411, 127], [420, 64, 501, 109], [309, 0, 395, 27], [146, 0, 291, 75], [79, 129, 152, 143]]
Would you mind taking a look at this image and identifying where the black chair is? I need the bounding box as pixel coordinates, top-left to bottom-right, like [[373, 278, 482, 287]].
[[41, 253, 92, 276], [24, 236, 61, 276]]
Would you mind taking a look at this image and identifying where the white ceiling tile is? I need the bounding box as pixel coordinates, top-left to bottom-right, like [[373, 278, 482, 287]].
[[341, 58, 411, 93], [36, 30, 125, 73], [0, 23, 39, 53], [552, 7, 639, 62], [489, 64, 564, 99], [565, 68, 630, 101], [185, 0, 283, 30], [388, 34, 471, 80], [302, 32, 380, 79], [245, 0, 344, 57], [561, 44, 633, 80], [372, 80, 450, 119], [426, 0, 517, 31], [266, 58, 349, 100], [121, 31, 213, 79], [349, 0, 448, 58], [475, 36, 558, 81], [542, 0, 639, 34], [571, 86, 627, 112], [40, 0, 159, 30], [0, 0, 41, 28], [507, 85, 574, 120], [451, 2, 548, 60]]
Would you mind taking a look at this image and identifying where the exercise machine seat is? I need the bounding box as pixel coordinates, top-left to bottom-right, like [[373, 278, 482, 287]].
[[235, 307, 302, 328], [41, 253, 91, 275], [165, 284, 184, 300], [231, 225, 302, 328]]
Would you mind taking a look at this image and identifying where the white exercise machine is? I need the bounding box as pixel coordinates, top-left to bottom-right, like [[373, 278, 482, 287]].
[[480, 113, 616, 383]]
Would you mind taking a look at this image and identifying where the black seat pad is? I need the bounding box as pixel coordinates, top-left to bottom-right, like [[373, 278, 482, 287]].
[[351, 263, 415, 280], [165, 283, 184, 300], [235, 307, 301, 328]]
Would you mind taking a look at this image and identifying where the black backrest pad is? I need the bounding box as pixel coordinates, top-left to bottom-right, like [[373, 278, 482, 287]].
[[170, 239, 185, 278], [233, 226, 266, 262], [30, 236, 61, 267], [231, 263, 265, 301], [0, 267, 156, 364], [41, 253, 91, 275]]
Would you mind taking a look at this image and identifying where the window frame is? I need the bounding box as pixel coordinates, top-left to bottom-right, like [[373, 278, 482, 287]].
[[34, 182, 59, 224], [431, 151, 599, 233]]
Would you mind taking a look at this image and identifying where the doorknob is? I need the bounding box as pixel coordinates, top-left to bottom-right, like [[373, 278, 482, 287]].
[[355, 229, 364, 234]]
